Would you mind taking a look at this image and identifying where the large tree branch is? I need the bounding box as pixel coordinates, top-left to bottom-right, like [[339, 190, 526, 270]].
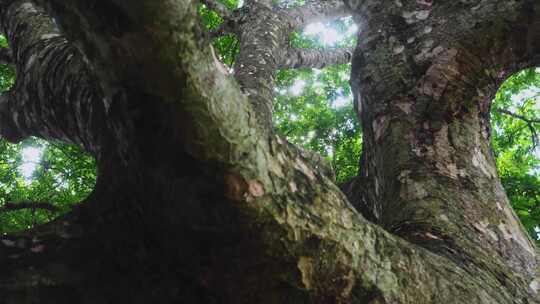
[[346, 0, 540, 297], [231, 3, 290, 127], [284, 0, 351, 29], [278, 46, 353, 69], [169, 57, 514, 300], [0, 0, 106, 153], [0, 201, 59, 213]]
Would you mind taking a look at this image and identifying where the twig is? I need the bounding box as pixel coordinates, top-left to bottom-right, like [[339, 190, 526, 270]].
[[495, 108, 540, 149]]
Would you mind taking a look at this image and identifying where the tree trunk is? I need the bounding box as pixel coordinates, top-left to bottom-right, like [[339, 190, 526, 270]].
[[0, 0, 538, 303], [350, 0, 540, 280]]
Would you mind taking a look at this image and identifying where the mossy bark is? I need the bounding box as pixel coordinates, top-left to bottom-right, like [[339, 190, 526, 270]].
[[0, 0, 539, 303]]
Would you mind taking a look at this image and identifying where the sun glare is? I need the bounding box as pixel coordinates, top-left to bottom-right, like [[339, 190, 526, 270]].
[[19, 146, 43, 181], [332, 95, 350, 108], [303, 18, 358, 47], [304, 22, 341, 46], [290, 79, 306, 96]]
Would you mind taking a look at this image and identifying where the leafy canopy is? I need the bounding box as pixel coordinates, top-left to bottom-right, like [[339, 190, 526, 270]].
[[491, 68, 540, 241]]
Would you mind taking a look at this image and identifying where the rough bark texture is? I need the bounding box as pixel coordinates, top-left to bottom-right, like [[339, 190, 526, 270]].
[[278, 46, 353, 69], [284, 0, 350, 28], [348, 0, 540, 282], [0, 0, 538, 303]]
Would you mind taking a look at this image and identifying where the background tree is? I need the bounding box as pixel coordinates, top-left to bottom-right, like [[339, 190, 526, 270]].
[[0, 0, 539, 303]]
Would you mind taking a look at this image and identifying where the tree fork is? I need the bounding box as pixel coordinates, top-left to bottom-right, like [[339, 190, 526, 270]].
[[0, 0, 538, 303]]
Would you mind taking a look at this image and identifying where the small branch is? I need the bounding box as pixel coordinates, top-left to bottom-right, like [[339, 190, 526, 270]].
[[495, 108, 540, 148], [496, 108, 540, 124], [0, 47, 13, 65], [0, 201, 59, 213], [278, 47, 353, 69], [201, 0, 232, 18], [285, 0, 351, 28]]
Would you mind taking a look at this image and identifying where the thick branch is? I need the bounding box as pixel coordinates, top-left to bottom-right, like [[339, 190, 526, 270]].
[[0, 201, 59, 213], [346, 0, 540, 298], [232, 3, 289, 127], [285, 0, 351, 28], [0, 1, 106, 153], [278, 47, 353, 69]]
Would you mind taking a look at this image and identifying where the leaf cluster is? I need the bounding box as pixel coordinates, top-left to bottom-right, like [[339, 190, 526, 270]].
[[0, 137, 96, 233], [491, 68, 540, 243], [274, 64, 360, 183]]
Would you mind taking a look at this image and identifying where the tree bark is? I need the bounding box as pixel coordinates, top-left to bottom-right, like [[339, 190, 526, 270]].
[[0, 0, 538, 303], [278, 47, 353, 69], [349, 0, 540, 272], [284, 0, 350, 28]]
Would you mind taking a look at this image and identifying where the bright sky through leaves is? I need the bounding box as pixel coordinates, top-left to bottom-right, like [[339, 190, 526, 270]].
[[0, 137, 97, 233], [19, 147, 43, 181], [304, 23, 341, 46], [289, 79, 306, 95], [303, 20, 357, 46], [332, 94, 349, 108]]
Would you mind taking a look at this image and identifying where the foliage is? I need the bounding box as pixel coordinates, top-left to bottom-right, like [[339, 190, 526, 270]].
[[491, 68, 540, 242], [0, 137, 96, 233], [198, 0, 240, 67], [0, 36, 15, 91], [274, 65, 360, 183], [272, 12, 359, 183]]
